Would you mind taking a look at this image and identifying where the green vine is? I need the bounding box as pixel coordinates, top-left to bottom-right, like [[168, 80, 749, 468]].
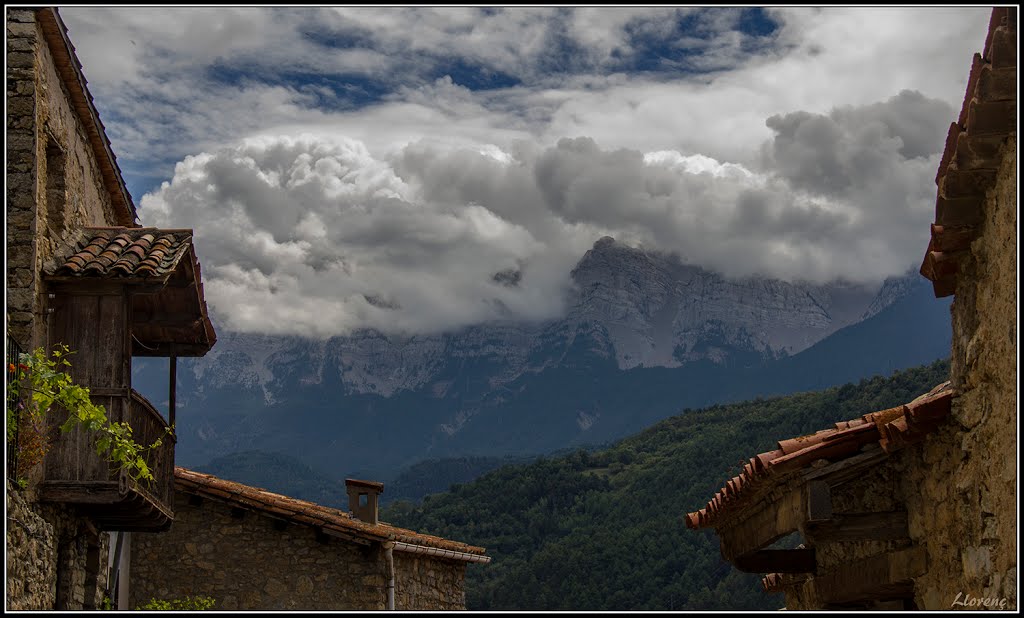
[[136, 595, 216, 610], [6, 344, 169, 485]]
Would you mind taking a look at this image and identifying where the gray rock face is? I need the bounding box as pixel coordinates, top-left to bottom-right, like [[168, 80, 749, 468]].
[[860, 270, 922, 320], [567, 237, 880, 369], [179, 238, 904, 402]]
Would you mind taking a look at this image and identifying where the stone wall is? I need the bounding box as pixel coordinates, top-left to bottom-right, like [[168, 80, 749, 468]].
[[129, 491, 472, 610], [6, 481, 109, 610], [6, 481, 57, 610], [130, 493, 386, 610], [898, 136, 1017, 611], [6, 8, 121, 350], [394, 552, 467, 610], [814, 462, 912, 570], [6, 9, 133, 612], [781, 459, 918, 610]]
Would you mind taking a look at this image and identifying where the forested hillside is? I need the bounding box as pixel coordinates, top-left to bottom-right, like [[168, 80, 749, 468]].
[[383, 359, 951, 610]]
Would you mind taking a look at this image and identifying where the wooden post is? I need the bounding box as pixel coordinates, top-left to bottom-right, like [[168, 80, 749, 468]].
[[168, 346, 177, 429]]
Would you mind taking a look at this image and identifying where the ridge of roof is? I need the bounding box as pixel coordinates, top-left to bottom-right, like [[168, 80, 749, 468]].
[[174, 467, 489, 558], [36, 8, 138, 226]]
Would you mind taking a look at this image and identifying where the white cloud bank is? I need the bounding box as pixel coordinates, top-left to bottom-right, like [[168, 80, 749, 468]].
[[57, 6, 991, 336], [141, 89, 952, 336]]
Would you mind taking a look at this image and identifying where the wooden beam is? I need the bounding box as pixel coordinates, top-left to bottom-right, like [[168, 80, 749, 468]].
[[734, 548, 817, 574], [810, 545, 926, 605], [85, 387, 131, 397], [803, 511, 910, 544], [169, 348, 177, 429], [320, 527, 374, 546], [802, 445, 888, 486], [37, 481, 123, 504], [718, 486, 805, 561]]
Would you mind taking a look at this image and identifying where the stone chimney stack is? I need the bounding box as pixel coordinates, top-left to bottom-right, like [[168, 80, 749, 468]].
[[345, 478, 384, 525]]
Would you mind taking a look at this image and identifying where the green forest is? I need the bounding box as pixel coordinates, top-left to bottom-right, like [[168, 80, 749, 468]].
[[383, 359, 952, 611]]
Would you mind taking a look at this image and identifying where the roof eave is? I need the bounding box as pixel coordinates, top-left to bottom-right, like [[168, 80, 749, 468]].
[[36, 7, 138, 226]]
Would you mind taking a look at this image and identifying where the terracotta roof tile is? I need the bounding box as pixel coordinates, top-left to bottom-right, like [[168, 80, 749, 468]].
[[174, 467, 488, 559], [52, 227, 194, 280], [685, 382, 953, 530], [921, 7, 1016, 297]]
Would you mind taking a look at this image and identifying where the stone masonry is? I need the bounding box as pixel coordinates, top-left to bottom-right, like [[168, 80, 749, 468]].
[[6, 481, 109, 610], [394, 552, 469, 610], [6, 8, 132, 611], [897, 135, 1016, 611], [6, 8, 124, 351], [129, 491, 469, 610]]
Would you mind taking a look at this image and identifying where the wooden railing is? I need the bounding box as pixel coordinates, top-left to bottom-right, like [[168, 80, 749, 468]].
[[39, 388, 175, 529], [128, 390, 175, 510]]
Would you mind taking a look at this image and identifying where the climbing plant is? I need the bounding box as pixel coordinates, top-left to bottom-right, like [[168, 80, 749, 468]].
[[6, 344, 169, 485], [136, 595, 216, 610]]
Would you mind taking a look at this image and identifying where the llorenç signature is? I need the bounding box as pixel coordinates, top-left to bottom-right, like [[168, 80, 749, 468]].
[[950, 591, 1009, 610]]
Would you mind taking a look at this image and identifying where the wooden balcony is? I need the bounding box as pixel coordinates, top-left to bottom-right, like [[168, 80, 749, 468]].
[[38, 389, 175, 531]]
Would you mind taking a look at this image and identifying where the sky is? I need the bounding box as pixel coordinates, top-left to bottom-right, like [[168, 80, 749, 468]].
[[57, 6, 994, 338]]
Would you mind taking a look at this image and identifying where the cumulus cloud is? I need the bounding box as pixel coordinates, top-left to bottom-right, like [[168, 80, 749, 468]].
[[762, 90, 953, 195], [56, 7, 991, 335], [141, 135, 573, 337], [142, 86, 952, 337]]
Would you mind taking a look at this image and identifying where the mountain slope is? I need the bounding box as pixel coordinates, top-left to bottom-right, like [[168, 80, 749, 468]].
[[132, 240, 950, 481], [381, 359, 952, 611]]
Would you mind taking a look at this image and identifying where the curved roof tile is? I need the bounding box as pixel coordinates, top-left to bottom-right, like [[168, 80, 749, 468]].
[[174, 467, 489, 558], [686, 382, 953, 530]]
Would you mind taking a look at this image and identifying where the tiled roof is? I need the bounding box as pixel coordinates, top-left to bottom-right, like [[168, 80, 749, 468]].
[[685, 382, 953, 530], [920, 7, 1017, 297], [174, 467, 489, 560], [37, 8, 136, 225], [45, 226, 217, 357], [52, 227, 193, 279]]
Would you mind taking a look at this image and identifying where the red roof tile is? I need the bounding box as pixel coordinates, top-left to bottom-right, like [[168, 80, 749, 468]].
[[174, 467, 489, 559], [921, 7, 1017, 298], [45, 227, 218, 357], [685, 382, 953, 530], [52, 227, 194, 279]]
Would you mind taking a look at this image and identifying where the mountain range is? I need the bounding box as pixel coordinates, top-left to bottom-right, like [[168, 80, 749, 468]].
[[132, 237, 952, 482]]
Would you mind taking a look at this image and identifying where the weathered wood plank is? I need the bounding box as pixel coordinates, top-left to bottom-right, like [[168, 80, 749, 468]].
[[37, 480, 121, 504], [803, 511, 910, 543], [717, 485, 805, 561], [96, 293, 119, 386], [802, 445, 888, 485]]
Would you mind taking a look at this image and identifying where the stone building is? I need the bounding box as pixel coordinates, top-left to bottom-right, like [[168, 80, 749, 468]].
[[6, 7, 487, 612], [685, 6, 1016, 611], [129, 468, 490, 610], [6, 7, 215, 610]]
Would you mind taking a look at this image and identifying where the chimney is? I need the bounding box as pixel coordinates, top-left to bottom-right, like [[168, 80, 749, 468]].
[[345, 478, 384, 525]]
